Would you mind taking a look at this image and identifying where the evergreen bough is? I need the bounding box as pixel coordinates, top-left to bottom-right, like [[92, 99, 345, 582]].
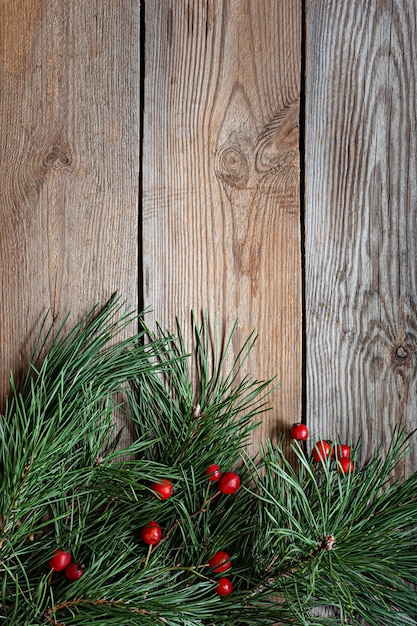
[[1, 296, 417, 625]]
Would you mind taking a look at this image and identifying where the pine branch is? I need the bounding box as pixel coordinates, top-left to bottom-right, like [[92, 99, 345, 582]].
[[2, 298, 417, 625]]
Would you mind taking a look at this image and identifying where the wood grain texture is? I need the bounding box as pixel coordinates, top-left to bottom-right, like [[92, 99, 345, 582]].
[[143, 0, 302, 448], [305, 0, 417, 471], [0, 2, 140, 407]]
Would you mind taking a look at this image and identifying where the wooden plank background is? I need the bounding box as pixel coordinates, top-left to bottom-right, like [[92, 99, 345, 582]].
[[0, 0, 416, 473], [0, 1, 140, 412], [305, 0, 417, 471], [142, 0, 302, 451]]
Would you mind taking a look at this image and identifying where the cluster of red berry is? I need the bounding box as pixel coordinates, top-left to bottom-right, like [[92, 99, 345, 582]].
[[208, 550, 233, 596], [140, 467, 241, 596], [47, 548, 84, 582], [289, 423, 354, 474]]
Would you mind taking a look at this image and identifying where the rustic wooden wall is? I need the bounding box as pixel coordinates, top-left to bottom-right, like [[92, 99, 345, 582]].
[[305, 0, 417, 471], [1, 0, 417, 471], [143, 0, 302, 448], [0, 1, 140, 406]]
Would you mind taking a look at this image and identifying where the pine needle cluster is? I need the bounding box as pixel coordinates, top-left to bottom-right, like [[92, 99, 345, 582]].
[[1, 296, 417, 625]]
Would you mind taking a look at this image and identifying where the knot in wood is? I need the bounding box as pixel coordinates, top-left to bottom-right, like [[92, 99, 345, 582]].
[[395, 345, 409, 359], [43, 144, 72, 168], [215, 146, 249, 188]]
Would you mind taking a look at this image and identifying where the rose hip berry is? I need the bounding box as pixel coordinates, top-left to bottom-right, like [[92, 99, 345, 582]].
[[65, 562, 85, 581], [336, 444, 351, 460], [140, 521, 163, 545], [208, 550, 231, 573], [290, 423, 309, 441], [338, 457, 354, 475], [312, 440, 333, 463], [47, 549, 71, 572], [150, 479, 173, 501], [218, 471, 240, 494], [215, 577, 233, 596], [205, 464, 222, 482]]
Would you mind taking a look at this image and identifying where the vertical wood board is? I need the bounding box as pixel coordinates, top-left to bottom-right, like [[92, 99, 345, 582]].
[[143, 0, 302, 447], [305, 0, 417, 471], [0, 1, 141, 408]]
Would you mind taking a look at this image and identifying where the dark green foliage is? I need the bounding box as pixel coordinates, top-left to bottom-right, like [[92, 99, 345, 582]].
[[1, 296, 417, 625]]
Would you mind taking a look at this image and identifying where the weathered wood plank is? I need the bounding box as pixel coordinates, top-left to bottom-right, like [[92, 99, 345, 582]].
[[305, 0, 417, 471], [143, 0, 302, 447], [0, 2, 140, 406]]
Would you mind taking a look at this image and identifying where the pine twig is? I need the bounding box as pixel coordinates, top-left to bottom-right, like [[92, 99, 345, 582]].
[[248, 534, 336, 598], [146, 491, 221, 560], [44, 598, 169, 624], [0, 457, 34, 553]]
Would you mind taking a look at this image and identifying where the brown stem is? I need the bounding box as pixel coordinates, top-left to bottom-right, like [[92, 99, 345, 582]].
[[169, 563, 217, 584], [44, 598, 168, 623], [249, 534, 336, 597]]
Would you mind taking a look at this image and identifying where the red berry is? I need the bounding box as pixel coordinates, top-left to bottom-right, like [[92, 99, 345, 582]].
[[290, 423, 309, 441], [312, 440, 332, 463], [65, 562, 85, 581], [336, 444, 351, 460], [338, 458, 354, 475], [218, 471, 240, 495], [47, 549, 71, 572], [208, 550, 231, 573], [141, 521, 163, 545], [205, 464, 221, 482], [215, 577, 233, 596], [150, 479, 173, 501]]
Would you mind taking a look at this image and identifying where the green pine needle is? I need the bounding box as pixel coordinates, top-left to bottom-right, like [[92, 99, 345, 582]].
[[1, 297, 417, 625]]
